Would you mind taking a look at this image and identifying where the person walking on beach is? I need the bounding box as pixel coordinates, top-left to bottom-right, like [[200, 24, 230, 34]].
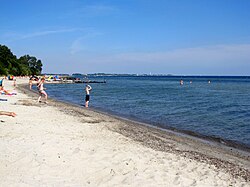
[[37, 78, 48, 103], [85, 84, 92, 108]]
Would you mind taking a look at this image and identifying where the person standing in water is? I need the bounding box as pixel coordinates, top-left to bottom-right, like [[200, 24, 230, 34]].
[[180, 79, 184, 85], [85, 84, 92, 108], [37, 78, 48, 103]]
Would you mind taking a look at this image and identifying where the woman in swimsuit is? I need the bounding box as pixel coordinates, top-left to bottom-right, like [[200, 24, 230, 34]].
[[37, 78, 48, 103]]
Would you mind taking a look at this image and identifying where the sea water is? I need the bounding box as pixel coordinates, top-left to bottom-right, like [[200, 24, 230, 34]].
[[44, 76, 250, 148]]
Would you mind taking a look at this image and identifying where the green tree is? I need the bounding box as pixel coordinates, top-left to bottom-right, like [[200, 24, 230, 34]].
[[0, 45, 18, 75], [0, 63, 8, 75], [18, 55, 31, 75], [0, 44, 43, 76], [19, 55, 43, 75]]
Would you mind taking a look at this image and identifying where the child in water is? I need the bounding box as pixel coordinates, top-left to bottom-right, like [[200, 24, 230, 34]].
[[85, 84, 92, 108]]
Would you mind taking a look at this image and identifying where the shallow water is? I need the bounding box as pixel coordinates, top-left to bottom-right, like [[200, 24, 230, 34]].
[[44, 76, 250, 148]]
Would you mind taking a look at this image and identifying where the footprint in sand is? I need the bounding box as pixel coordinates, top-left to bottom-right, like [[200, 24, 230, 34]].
[[72, 147, 80, 154], [173, 175, 180, 185]]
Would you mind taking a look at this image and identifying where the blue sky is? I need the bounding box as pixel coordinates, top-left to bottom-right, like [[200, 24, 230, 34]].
[[1, 0, 250, 75]]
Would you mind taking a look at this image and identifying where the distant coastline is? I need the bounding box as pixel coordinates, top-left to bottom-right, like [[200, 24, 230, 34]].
[[43, 72, 250, 78]]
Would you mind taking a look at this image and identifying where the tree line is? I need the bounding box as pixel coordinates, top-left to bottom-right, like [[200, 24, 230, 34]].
[[0, 44, 43, 76]]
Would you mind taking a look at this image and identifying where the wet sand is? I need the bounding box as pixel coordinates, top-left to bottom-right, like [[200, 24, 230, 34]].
[[0, 78, 249, 186]]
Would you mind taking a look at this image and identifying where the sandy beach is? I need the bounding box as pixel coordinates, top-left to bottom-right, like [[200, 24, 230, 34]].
[[0, 78, 249, 187]]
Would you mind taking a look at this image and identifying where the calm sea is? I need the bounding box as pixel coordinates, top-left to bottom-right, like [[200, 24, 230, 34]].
[[44, 76, 250, 149]]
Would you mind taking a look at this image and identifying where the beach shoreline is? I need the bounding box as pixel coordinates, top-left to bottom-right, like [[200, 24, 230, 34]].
[[25, 78, 250, 152], [88, 105, 250, 153], [18, 81, 250, 179], [0, 78, 249, 186]]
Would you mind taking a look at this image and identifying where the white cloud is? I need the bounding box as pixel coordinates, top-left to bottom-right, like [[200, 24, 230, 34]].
[[70, 37, 87, 55], [3, 28, 87, 41], [19, 28, 78, 39], [95, 44, 250, 65], [80, 4, 118, 16], [68, 44, 250, 74], [70, 32, 103, 55]]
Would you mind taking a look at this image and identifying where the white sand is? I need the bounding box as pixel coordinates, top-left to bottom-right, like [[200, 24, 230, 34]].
[[0, 78, 249, 186]]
